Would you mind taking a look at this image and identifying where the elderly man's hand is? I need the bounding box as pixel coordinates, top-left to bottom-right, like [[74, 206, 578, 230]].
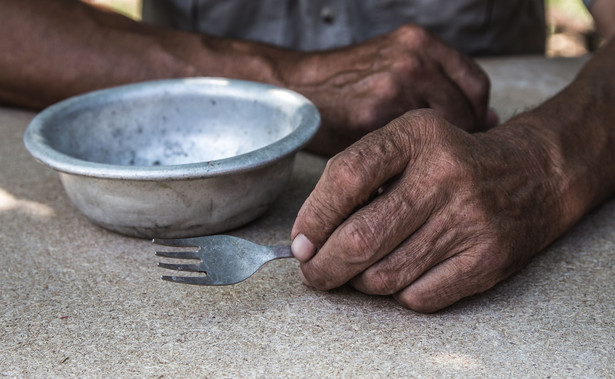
[[285, 25, 493, 156], [290, 110, 566, 313]]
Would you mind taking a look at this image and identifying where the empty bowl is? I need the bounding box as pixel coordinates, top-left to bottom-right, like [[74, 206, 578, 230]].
[[24, 78, 320, 238]]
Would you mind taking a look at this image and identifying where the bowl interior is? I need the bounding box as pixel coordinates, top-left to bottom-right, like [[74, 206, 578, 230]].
[[40, 80, 301, 167]]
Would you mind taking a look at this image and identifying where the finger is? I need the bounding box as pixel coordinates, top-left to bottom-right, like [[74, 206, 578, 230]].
[[291, 115, 419, 255], [429, 44, 490, 129], [416, 70, 476, 131], [291, 182, 390, 263], [298, 174, 436, 290], [350, 208, 466, 295], [393, 250, 503, 313], [484, 108, 500, 130]]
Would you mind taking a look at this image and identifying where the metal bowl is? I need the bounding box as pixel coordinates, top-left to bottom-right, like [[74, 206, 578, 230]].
[[24, 78, 320, 238]]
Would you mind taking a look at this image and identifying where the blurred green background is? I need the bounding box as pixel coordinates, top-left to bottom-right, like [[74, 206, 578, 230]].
[[86, 0, 599, 57], [546, 0, 599, 56]]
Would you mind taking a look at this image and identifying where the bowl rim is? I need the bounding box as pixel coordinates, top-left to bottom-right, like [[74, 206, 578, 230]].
[[23, 77, 320, 181]]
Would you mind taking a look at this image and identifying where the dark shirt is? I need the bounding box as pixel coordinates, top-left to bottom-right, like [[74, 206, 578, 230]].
[[142, 0, 547, 56]]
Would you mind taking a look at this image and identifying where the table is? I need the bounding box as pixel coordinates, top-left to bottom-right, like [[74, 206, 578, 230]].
[[1, 56, 613, 377]]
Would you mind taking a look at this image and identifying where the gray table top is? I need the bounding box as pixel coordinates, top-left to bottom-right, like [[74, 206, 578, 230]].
[[1, 56, 613, 377]]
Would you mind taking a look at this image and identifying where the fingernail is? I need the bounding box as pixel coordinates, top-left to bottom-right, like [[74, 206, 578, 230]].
[[298, 268, 312, 287], [291, 233, 316, 262]]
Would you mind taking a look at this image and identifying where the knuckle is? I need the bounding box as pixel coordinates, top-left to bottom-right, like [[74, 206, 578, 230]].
[[395, 24, 431, 46], [361, 267, 399, 295], [450, 52, 490, 102], [457, 251, 486, 276], [455, 252, 505, 295], [398, 109, 448, 143], [300, 194, 341, 237], [405, 108, 442, 126], [337, 216, 378, 264], [435, 148, 470, 181], [393, 55, 425, 76], [395, 23, 417, 35], [352, 75, 404, 129], [325, 153, 371, 194], [352, 101, 381, 130], [394, 251, 499, 313], [304, 272, 335, 290], [373, 74, 402, 101], [395, 290, 437, 313], [301, 266, 337, 290], [471, 245, 512, 285]]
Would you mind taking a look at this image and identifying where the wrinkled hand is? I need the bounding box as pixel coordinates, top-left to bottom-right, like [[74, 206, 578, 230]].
[[291, 110, 564, 312], [284, 24, 492, 156]]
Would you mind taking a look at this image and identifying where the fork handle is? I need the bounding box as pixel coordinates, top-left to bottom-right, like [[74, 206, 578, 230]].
[[271, 245, 294, 259]]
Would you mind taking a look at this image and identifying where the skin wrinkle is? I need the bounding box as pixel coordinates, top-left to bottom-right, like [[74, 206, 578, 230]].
[[355, 210, 459, 296], [488, 123, 572, 251], [480, 150, 554, 269], [358, 147, 498, 296], [287, 42, 383, 88], [338, 126, 405, 194], [282, 25, 490, 154], [330, 151, 377, 195], [337, 213, 382, 266], [423, 73, 476, 128], [301, 198, 341, 242], [323, 191, 416, 287], [199, 36, 289, 86], [487, 127, 558, 202], [432, 38, 490, 126], [540, 90, 613, 212], [302, 65, 414, 142], [481, 125, 580, 279], [396, 247, 501, 313], [292, 142, 390, 247]]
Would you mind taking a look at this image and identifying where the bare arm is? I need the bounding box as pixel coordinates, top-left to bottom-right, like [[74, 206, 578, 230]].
[[0, 0, 292, 108]]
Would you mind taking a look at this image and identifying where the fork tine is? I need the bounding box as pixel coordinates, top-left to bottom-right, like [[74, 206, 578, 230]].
[[152, 238, 201, 248], [158, 262, 204, 272], [155, 235, 292, 286], [161, 275, 216, 285], [154, 250, 201, 260]]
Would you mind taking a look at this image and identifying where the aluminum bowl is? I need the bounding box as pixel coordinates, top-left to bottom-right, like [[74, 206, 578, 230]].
[[24, 78, 320, 238]]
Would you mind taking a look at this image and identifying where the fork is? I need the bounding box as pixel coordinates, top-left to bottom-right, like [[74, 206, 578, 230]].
[[154, 235, 294, 285]]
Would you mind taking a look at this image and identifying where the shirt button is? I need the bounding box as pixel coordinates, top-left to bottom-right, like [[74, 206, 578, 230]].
[[321, 6, 335, 24]]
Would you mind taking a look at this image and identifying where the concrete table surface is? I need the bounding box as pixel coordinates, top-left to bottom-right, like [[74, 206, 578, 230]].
[[1, 56, 613, 377]]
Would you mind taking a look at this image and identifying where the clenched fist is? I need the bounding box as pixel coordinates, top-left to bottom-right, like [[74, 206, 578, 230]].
[[285, 25, 493, 155], [291, 109, 573, 312]]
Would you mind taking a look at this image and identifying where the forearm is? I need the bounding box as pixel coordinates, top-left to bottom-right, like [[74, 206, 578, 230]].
[[0, 0, 296, 108], [489, 37, 615, 241]]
